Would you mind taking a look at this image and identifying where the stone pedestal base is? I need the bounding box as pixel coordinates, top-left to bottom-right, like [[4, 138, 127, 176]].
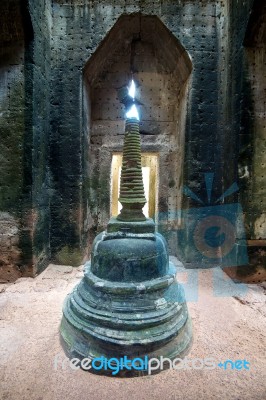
[[60, 260, 192, 376]]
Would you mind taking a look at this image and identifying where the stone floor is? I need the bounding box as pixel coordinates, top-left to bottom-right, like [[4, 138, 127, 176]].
[[0, 258, 266, 400]]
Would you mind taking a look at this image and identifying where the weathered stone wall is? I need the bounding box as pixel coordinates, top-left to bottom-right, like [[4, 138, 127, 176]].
[[50, 0, 263, 263], [0, 0, 29, 281], [28, 0, 52, 274], [0, 0, 52, 282], [0, 0, 265, 280], [239, 0, 266, 276], [49, 0, 235, 261], [0, 213, 21, 282]]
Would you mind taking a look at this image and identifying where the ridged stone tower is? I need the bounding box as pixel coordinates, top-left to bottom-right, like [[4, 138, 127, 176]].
[[117, 118, 146, 221], [60, 113, 192, 376]]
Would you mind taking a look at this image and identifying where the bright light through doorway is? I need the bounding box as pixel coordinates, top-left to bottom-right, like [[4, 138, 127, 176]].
[[111, 153, 158, 221], [117, 166, 150, 218]]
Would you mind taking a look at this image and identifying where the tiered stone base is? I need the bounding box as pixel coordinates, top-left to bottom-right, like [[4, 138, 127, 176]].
[[60, 259, 192, 376]]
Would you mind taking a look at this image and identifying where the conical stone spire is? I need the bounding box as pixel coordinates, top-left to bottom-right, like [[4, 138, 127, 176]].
[[117, 117, 146, 221]]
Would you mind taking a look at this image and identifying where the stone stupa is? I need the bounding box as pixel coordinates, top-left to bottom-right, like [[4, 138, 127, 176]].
[[60, 81, 192, 376]]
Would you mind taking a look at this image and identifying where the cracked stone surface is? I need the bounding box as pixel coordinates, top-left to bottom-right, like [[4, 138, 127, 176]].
[[0, 259, 265, 400]]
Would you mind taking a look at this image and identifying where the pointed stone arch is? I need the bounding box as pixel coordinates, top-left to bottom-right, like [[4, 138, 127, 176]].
[[82, 14, 192, 255]]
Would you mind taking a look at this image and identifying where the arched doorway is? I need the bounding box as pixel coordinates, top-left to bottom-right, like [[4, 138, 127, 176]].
[[83, 14, 192, 254]]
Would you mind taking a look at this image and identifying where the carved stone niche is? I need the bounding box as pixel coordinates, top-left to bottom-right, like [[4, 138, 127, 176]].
[[82, 14, 192, 255]]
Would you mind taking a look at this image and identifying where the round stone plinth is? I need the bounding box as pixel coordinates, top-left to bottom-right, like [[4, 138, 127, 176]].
[[60, 261, 193, 376], [90, 230, 169, 281]]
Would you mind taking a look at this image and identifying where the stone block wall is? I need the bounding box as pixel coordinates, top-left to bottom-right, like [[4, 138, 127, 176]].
[[0, 0, 52, 281], [0, 0, 265, 281], [238, 0, 266, 278], [0, 213, 21, 282], [0, 0, 29, 281]]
